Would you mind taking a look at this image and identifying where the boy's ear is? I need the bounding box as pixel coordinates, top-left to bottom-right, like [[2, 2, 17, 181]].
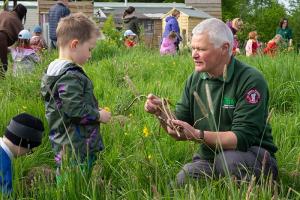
[[70, 39, 79, 49]]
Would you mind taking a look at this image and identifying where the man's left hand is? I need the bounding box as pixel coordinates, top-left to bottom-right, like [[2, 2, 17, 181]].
[[166, 119, 202, 142]]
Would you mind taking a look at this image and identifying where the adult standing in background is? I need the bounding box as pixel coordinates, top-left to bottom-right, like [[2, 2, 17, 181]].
[[123, 6, 140, 37], [226, 18, 243, 55], [276, 18, 292, 48], [48, 0, 70, 49], [162, 9, 181, 51], [0, 4, 27, 76]]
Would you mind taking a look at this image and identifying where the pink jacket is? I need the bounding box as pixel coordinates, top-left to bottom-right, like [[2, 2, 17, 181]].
[[160, 37, 176, 55]]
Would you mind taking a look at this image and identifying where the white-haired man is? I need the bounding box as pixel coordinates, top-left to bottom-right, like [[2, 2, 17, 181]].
[[144, 18, 278, 185]]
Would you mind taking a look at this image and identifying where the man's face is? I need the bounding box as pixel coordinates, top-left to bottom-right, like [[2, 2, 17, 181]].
[[191, 33, 224, 76]]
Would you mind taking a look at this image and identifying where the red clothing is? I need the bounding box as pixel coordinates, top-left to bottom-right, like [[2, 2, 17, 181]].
[[263, 41, 277, 56], [124, 39, 136, 48], [252, 41, 258, 54]]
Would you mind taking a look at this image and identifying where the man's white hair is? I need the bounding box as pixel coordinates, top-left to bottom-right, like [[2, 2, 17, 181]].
[[192, 18, 234, 56]]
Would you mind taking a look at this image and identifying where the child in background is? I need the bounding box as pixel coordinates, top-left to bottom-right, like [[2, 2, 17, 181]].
[[160, 31, 177, 55], [30, 25, 47, 52], [124, 30, 137, 48], [41, 13, 111, 176], [10, 29, 40, 76], [263, 34, 282, 56], [245, 31, 259, 56], [0, 113, 44, 194]]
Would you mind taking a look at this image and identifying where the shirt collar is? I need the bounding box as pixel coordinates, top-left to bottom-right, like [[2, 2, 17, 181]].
[[0, 137, 14, 160], [199, 57, 235, 83]]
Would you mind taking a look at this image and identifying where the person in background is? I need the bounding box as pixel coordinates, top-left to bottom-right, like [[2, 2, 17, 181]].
[[263, 34, 282, 57], [160, 31, 177, 55], [41, 13, 111, 180], [226, 18, 243, 55], [48, 0, 70, 49], [145, 18, 278, 186], [123, 6, 140, 38], [0, 113, 44, 194], [0, 4, 27, 76], [124, 30, 137, 48], [30, 25, 47, 52], [162, 9, 182, 51], [245, 31, 259, 57], [10, 29, 40, 76], [276, 18, 292, 49]]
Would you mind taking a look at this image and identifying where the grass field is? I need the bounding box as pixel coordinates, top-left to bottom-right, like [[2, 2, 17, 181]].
[[0, 41, 299, 199]]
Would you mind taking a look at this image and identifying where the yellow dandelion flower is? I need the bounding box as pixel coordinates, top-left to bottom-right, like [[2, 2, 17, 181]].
[[143, 126, 150, 137], [148, 154, 152, 160], [103, 107, 111, 112]]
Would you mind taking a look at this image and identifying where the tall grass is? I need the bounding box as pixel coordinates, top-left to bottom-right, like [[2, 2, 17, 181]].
[[0, 42, 299, 199]]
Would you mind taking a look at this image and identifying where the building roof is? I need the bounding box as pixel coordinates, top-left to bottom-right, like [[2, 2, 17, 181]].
[[94, 2, 194, 18], [0, 1, 211, 19], [0, 1, 37, 8], [177, 8, 213, 18]]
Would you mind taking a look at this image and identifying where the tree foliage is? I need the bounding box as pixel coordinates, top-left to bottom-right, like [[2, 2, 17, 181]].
[[223, 0, 287, 44]]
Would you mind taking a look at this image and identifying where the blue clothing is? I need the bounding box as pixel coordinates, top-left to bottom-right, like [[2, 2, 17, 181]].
[[162, 16, 181, 45], [0, 139, 13, 194], [48, 2, 70, 41]]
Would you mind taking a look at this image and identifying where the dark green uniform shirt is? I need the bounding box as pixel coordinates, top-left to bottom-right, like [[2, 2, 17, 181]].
[[276, 27, 292, 41], [175, 57, 278, 160]]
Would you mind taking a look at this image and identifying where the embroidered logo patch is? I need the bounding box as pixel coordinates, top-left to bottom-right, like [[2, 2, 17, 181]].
[[223, 97, 236, 108], [245, 89, 261, 104]]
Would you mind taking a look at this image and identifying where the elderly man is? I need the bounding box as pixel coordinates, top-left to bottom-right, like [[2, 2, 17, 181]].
[[144, 18, 278, 185]]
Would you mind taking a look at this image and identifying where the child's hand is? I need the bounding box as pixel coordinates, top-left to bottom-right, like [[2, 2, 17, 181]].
[[99, 109, 111, 123]]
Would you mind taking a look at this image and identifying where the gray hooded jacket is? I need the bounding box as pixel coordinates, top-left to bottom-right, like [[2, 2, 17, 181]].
[[41, 60, 103, 164]]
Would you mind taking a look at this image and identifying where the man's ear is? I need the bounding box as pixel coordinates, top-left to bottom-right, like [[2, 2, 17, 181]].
[[70, 39, 79, 49], [221, 43, 230, 55]]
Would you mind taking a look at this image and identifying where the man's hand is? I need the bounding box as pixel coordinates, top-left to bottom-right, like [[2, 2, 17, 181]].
[[144, 93, 163, 116], [99, 109, 111, 123], [166, 119, 202, 142]]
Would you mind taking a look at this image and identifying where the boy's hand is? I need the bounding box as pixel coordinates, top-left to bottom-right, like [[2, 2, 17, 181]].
[[99, 109, 111, 123]]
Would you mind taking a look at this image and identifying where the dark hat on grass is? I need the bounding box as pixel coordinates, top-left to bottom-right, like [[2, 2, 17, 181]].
[[5, 113, 44, 149]]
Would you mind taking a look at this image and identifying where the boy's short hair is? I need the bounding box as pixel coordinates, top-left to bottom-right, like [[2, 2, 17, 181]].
[[56, 12, 99, 47], [5, 113, 44, 149]]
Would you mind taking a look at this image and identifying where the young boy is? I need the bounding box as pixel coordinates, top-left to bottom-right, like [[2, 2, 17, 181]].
[[41, 13, 111, 172], [0, 113, 44, 194], [263, 34, 282, 56], [30, 25, 47, 52], [10, 29, 40, 76], [124, 30, 137, 48]]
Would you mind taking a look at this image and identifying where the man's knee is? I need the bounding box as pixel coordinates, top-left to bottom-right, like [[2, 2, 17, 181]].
[[215, 151, 245, 178], [176, 160, 213, 186]]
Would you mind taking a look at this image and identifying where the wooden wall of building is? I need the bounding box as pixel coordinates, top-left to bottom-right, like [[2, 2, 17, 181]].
[[143, 19, 162, 48], [185, 0, 222, 19]]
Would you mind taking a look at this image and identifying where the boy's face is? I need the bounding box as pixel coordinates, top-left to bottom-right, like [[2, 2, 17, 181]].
[[70, 33, 97, 65]]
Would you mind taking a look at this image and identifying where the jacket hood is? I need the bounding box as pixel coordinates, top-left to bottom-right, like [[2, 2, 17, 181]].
[[165, 16, 175, 22], [123, 15, 137, 23], [41, 59, 74, 100]]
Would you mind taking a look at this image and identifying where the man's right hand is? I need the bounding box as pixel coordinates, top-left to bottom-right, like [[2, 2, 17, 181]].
[[144, 93, 162, 116]]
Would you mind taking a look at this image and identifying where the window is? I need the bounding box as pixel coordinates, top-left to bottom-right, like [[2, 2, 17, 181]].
[[143, 20, 154, 34]]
